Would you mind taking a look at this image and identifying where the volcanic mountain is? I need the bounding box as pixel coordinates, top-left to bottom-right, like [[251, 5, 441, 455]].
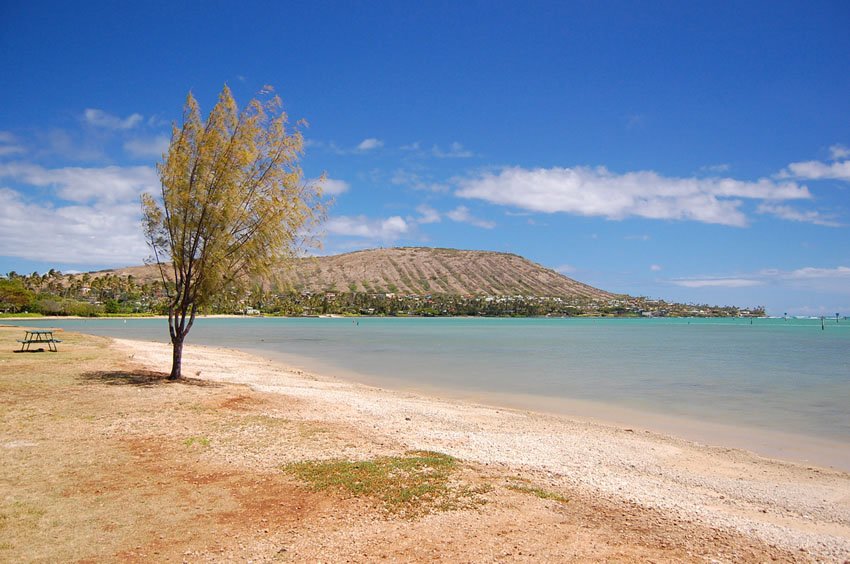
[[103, 247, 615, 299]]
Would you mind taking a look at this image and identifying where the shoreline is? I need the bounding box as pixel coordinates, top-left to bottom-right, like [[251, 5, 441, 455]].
[[239, 345, 850, 473], [112, 335, 850, 559], [6, 316, 849, 470]]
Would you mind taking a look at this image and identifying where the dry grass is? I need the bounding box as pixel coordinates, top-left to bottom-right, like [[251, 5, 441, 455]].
[[0, 327, 320, 561]]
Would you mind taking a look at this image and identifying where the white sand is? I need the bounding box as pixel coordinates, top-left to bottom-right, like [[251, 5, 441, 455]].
[[115, 338, 850, 560]]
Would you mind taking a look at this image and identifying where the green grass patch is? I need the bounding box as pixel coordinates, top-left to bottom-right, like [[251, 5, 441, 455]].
[[183, 436, 210, 448], [0, 501, 46, 531], [283, 450, 487, 517], [0, 312, 44, 318], [506, 482, 569, 504]]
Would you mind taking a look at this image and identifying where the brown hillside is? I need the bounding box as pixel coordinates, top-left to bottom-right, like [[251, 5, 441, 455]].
[[96, 247, 614, 299]]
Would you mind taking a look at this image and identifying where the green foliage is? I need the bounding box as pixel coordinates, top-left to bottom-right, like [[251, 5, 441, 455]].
[[0, 278, 34, 313], [141, 85, 325, 377], [33, 297, 102, 317]]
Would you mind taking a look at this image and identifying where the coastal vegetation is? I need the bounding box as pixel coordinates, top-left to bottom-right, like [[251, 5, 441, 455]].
[[140, 85, 324, 379], [0, 266, 763, 318]]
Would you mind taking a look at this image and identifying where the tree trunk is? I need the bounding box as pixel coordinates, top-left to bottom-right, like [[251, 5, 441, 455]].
[[169, 334, 184, 380]]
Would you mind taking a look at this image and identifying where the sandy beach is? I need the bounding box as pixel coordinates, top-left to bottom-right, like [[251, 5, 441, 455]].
[[3, 327, 850, 561], [113, 337, 850, 561]]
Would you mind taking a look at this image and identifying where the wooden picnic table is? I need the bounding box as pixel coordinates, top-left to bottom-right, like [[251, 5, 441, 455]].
[[17, 329, 62, 352]]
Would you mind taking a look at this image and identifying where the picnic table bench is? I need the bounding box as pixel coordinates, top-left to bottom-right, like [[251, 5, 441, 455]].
[[16, 329, 61, 352]]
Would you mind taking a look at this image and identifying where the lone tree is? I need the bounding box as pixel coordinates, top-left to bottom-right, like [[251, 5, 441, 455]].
[[142, 85, 323, 379]]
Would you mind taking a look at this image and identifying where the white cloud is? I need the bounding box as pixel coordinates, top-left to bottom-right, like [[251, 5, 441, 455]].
[[672, 278, 763, 288], [785, 266, 850, 280], [671, 266, 850, 294], [325, 215, 409, 241], [0, 162, 159, 265], [432, 142, 473, 158], [320, 178, 350, 196], [83, 108, 143, 130], [779, 159, 850, 181], [456, 166, 811, 227], [446, 205, 495, 229], [415, 204, 441, 224], [43, 129, 104, 161], [779, 266, 850, 295], [0, 188, 149, 265], [650, 264, 662, 272], [357, 138, 384, 151], [391, 169, 449, 192], [0, 162, 158, 203], [829, 144, 850, 160], [756, 203, 842, 227], [124, 135, 170, 159], [554, 264, 576, 274], [0, 131, 25, 157], [0, 145, 25, 157], [699, 163, 730, 174]]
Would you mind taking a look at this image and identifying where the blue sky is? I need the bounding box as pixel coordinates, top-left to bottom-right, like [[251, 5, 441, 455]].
[[1, 1, 848, 315]]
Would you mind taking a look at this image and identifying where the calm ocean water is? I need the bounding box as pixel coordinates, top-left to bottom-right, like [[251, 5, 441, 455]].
[[9, 316, 850, 447]]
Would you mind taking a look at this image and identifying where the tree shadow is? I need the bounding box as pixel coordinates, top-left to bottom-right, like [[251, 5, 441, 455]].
[[79, 369, 220, 388]]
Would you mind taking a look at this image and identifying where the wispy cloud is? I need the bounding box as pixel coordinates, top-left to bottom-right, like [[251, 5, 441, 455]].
[[554, 264, 576, 274], [391, 169, 449, 193], [357, 138, 384, 151], [672, 278, 763, 288], [83, 108, 143, 130], [0, 162, 158, 203], [756, 203, 842, 227], [415, 204, 441, 224], [432, 142, 473, 158], [446, 205, 495, 229], [325, 215, 409, 242], [456, 166, 809, 227], [699, 163, 731, 174], [0, 132, 25, 157], [671, 266, 850, 293], [650, 264, 662, 272], [124, 135, 170, 158], [42, 129, 104, 161], [626, 113, 646, 129], [320, 177, 350, 195], [829, 144, 850, 160], [784, 266, 850, 280]]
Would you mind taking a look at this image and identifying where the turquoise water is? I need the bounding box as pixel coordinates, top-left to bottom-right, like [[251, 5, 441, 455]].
[[8, 316, 850, 445]]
